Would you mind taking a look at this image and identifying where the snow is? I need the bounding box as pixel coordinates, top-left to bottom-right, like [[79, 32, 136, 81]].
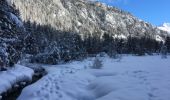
[[52, 13, 56, 18], [0, 64, 34, 94], [10, 13, 23, 27], [156, 35, 165, 42], [18, 55, 170, 100], [105, 13, 116, 24], [0, 37, 17, 42], [113, 34, 127, 39], [158, 23, 170, 33]]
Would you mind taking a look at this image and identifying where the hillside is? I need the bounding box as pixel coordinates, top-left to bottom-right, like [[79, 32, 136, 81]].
[[1, 0, 170, 66], [4, 0, 168, 65], [10, 0, 168, 39]]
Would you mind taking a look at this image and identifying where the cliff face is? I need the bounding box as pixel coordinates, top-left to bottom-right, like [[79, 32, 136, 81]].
[[0, 0, 25, 69], [11, 0, 168, 39]]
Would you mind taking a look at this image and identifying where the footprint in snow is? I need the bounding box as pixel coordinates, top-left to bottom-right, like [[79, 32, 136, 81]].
[[58, 93, 62, 98], [56, 86, 60, 90], [44, 93, 49, 99], [36, 90, 41, 95], [45, 83, 49, 87], [148, 92, 157, 100], [50, 90, 53, 94]]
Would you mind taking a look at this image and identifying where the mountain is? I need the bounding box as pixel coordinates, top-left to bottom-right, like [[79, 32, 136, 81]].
[[10, 0, 167, 39], [158, 23, 170, 33], [9, 0, 169, 64]]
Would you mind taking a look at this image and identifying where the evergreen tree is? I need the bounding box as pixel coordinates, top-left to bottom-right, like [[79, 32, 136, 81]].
[[165, 36, 170, 53]]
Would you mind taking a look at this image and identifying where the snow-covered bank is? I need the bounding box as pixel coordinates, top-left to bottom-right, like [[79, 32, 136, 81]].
[[0, 65, 34, 95], [18, 56, 170, 100]]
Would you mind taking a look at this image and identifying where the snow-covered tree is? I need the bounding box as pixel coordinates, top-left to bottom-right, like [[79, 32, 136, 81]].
[[161, 45, 168, 59]]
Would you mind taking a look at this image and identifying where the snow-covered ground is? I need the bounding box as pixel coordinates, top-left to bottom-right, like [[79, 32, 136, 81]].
[[17, 55, 170, 100], [0, 65, 34, 94]]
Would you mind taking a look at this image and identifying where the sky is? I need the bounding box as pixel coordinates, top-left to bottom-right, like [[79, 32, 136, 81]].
[[96, 0, 170, 26]]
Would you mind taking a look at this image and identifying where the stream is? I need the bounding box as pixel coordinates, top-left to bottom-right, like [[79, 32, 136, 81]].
[[1, 70, 46, 100]]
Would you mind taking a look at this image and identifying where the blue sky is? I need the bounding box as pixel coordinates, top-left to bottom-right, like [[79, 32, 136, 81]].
[[97, 0, 170, 26]]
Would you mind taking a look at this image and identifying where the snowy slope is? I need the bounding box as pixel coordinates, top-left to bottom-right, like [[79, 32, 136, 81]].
[[158, 23, 170, 33], [18, 56, 170, 100]]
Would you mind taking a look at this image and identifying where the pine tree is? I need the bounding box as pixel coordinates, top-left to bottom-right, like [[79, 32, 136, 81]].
[[165, 36, 170, 53]]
